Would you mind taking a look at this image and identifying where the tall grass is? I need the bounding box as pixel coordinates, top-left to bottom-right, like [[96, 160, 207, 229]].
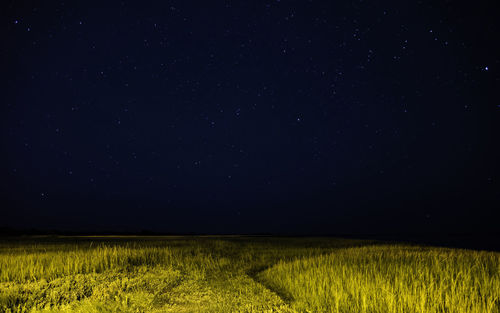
[[0, 239, 240, 284], [259, 245, 500, 313], [0, 245, 173, 282], [1, 237, 498, 313], [1, 237, 351, 312]]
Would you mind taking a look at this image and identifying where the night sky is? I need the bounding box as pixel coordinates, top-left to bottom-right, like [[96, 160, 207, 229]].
[[1, 1, 499, 234]]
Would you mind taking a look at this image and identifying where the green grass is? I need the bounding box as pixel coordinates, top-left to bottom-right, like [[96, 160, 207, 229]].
[[0, 236, 498, 313], [259, 245, 500, 313]]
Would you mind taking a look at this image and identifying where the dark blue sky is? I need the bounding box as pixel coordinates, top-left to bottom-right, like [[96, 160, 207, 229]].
[[1, 0, 499, 234]]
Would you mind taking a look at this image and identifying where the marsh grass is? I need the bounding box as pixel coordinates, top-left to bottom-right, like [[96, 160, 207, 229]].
[[0, 237, 498, 313], [259, 245, 500, 313]]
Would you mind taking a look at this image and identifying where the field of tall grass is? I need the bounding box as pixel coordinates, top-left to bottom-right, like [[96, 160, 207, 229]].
[[0, 236, 498, 313], [259, 245, 500, 313]]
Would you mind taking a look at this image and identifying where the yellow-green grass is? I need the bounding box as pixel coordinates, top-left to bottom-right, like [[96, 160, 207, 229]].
[[258, 245, 500, 313], [0, 236, 498, 313]]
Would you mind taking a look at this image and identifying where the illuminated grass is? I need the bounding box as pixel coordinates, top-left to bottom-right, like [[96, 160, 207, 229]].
[[0, 237, 498, 312], [259, 245, 500, 313]]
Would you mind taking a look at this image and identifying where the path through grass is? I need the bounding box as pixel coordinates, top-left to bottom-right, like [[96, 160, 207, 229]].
[[0, 236, 498, 313]]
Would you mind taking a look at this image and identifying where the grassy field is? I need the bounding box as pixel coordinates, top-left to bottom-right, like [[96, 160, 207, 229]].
[[0, 236, 498, 313]]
